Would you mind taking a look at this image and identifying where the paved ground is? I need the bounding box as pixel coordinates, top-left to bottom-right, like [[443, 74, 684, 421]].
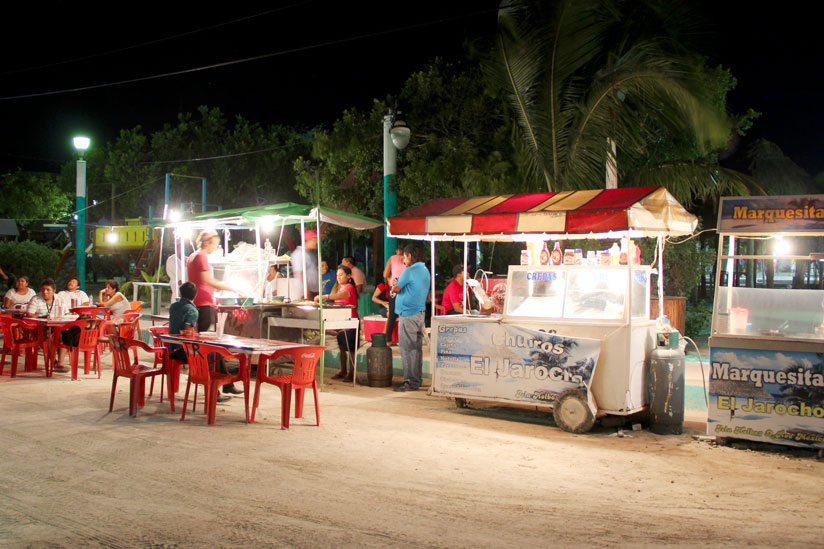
[[0, 342, 822, 548]]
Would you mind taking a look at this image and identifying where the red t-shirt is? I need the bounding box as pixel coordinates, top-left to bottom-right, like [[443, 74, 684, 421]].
[[187, 251, 215, 307], [334, 283, 359, 318], [441, 279, 464, 314]]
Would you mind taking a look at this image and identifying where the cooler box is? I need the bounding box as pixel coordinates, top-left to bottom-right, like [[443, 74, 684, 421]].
[[364, 314, 398, 342]]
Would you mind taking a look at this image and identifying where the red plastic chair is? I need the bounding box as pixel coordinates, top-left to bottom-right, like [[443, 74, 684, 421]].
[[53, 318, 102, 380], [0, 317, 45, 377], [179, 341, 246, 425], [251, 346, 325, 429], [99, 312, 141, 361], [147, 326, 184, 397], [129, 300, 144, 339], [108, 336, 171, 417]]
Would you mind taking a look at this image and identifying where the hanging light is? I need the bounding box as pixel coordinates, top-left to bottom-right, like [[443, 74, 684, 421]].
[[390, 111, 411, 150]]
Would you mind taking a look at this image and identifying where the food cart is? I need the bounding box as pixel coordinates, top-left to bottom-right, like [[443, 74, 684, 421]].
[[708, 195, 824, 449], [388, 186, 697, 432], [168, 202, 382, 379]]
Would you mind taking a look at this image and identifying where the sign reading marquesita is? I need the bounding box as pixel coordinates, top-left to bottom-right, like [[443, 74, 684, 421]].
[[717, 195, 824, 234], [433, 322, 601, 404], [708, 347, 824, 448]]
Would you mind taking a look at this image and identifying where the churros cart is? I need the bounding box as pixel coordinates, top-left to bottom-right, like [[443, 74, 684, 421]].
[[388, 186, 696, 432]]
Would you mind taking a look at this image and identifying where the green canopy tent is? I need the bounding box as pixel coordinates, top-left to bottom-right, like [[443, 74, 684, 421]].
[[167, 202, 383, 385]]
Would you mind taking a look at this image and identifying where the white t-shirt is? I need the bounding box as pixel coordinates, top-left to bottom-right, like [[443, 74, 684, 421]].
[[107, 292, 131, 317], [57, 289, 90, 310], [4, 288, 35, 309]]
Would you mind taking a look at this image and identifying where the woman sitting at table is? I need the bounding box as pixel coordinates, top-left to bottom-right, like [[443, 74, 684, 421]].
[[26, 279, 64, 319], [97, 279, 131, 318], [57, 277, 90, 311], [315, 265, 359, 381], [4, 275, 35, 310]]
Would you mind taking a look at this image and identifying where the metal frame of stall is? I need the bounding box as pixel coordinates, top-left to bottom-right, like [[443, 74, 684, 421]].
[[167, 203, 382, 384], [708, 194, 824, 448], [387, 187, 697, 430]]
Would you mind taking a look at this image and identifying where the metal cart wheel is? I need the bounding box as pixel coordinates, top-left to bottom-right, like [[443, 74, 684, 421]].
[[553, 389, 595, 433], [455, 398, 470, 409]]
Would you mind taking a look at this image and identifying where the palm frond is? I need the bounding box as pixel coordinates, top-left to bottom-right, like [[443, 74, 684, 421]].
[[625, 161, 759, 207]]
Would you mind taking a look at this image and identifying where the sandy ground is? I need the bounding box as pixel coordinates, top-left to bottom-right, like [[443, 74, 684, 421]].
[[1, 348, 822, 548]]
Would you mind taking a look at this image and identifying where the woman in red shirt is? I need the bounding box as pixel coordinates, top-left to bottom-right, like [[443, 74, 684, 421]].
[[315, 265, 358, 381]]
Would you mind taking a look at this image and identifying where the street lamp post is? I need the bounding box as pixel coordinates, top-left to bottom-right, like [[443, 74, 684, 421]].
[[383, 109, 410, 264], [73, 136, 90, 291]]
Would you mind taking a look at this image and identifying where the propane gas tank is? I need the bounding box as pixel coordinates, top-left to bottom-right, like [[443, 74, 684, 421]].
[[647, 345, 686, 435]]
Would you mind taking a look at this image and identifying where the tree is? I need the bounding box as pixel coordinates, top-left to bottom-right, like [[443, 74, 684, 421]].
[[0, 169, 72, 222], [294, 59, 525, 218], [57, 106, 313, 222], [490, 0, 757, 206]]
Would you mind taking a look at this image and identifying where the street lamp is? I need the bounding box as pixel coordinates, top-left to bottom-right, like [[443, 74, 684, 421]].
[[73, 136, 90, 291], [383, 109, 410, 264]]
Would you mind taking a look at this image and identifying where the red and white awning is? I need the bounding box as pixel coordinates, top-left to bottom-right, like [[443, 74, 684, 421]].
[[387, 186, 696, 241]]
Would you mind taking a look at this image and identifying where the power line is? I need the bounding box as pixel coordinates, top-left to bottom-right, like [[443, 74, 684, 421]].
[[0, 8, 497, 102], [0, 2, 313, 78]]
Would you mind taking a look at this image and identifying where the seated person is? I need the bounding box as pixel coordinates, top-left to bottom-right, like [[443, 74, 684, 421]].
[[57, 277, 90, 311], [26, 278, 64, 319], [320, 260, 336, 296], [372, 275, 390, 318], [314, 265, 358, 381], [262, 264, 281, 300], [441, 265, 468, 315], [168, 282, 232, 402], [4, 275, 36, 310], [97, 279, 131, 318]]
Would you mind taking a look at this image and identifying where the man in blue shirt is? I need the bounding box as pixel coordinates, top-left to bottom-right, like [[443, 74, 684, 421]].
[[390, 244, 430, 391]]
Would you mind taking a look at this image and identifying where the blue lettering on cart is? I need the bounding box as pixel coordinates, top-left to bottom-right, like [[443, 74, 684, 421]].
[[526, 271, 557, 281]]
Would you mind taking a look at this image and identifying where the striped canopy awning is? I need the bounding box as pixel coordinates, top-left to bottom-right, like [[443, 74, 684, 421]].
[[387, 186, 697, 241]]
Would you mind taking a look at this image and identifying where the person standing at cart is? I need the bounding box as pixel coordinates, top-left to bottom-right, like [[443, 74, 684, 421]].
[[390, 244, 430, 392], [382, 244, 406, 344], [187, 229, 242, 395], [291, 229, 320, 300], [341, 256, 365, 293]]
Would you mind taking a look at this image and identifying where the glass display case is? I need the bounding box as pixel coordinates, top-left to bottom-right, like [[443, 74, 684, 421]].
[[504, 265, 651, 321], [712, 234, 824, 340]]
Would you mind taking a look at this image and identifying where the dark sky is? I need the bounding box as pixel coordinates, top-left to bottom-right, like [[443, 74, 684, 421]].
[[1, 1, 821, 177]]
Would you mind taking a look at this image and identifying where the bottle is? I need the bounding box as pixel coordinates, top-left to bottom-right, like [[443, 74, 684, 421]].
[[539, 242, 550, 265], [609, 242, 620, 265], [550, 242, 562, 265], [619, 240, 628, 265], [520, 249, 531, 265], [264, 238, 272, 255]]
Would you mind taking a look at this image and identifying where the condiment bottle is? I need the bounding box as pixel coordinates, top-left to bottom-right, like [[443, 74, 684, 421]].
[[550, 242, 563, 265], [609, 243, 620, 264], [619, 240, 628, 265], [539, 242, 550, 265]]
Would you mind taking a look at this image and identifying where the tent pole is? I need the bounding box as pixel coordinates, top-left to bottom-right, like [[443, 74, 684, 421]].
[[316, 208, 326, 388], [657, 235, 664, 319], [463, 240, 468, 314]]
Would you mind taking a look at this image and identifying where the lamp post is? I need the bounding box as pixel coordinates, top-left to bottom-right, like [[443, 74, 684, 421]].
[[383, 109, 410, 264], [73, 136, 90, 291]]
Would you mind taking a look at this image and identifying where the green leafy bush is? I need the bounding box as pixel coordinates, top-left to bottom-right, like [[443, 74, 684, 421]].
[[685, 300, 713, 337], [0, 241, 60, 290]]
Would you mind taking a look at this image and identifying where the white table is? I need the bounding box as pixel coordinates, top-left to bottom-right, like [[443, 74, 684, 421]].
[[132, 282, 171, 316]]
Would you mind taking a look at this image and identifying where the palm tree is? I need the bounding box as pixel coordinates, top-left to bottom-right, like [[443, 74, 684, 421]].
[[489, 0, 754, 206]]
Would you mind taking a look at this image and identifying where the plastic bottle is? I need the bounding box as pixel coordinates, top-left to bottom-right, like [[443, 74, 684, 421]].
[[264, 238, 272, 255], [550, 242, 562, 265], [539, 242, 550, 265], [619, 240, 628, 265], [609, 242, 620, 265]]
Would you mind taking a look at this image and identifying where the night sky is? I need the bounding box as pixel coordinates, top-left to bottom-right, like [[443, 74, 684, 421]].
[[1, 1, 821, 178]]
